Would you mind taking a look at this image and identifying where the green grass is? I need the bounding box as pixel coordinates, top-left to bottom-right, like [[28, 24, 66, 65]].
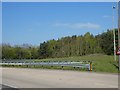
[[30, 54, 119, 73], [2, 54, 119, 73]]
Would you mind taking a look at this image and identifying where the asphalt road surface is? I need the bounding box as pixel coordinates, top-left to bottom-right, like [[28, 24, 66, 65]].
[[2, 67, 118, 88]]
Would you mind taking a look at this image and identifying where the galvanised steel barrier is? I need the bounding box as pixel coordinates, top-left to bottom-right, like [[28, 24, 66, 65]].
[[0, 60, 92, 71]]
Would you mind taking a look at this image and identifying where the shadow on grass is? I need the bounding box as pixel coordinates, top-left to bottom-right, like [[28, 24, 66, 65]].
[[112, 63, 119, 70]]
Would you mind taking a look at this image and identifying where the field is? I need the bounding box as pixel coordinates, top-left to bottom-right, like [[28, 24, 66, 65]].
[[2, 54, 119, 73]]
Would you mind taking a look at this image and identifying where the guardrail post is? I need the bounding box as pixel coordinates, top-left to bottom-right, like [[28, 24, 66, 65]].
[[62, 66, 63, 69], [74, 67, 75, 69]]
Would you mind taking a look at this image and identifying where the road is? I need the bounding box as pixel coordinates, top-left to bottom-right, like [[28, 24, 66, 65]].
[[2, 67, 118, 88]]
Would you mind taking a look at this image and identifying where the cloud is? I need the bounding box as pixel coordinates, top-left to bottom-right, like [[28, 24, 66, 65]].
[[54, 23, 70, 27], [103, 15, 111, 18], [53, 22, 100, 29]]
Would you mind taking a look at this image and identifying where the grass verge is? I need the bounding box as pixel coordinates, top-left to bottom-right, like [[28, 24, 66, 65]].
[[2, 54, 119, 73]]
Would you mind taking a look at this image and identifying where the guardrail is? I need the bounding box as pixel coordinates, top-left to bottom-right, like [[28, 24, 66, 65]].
[[0, 60, 92, 71]]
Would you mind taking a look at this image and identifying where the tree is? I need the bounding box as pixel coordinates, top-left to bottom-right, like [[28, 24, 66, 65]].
[[99, 30, 114, 55], [39, 41, 51, 58], [2, 29, 117, 59]]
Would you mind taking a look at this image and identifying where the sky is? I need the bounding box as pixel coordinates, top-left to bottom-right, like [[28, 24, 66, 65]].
[[2, 2, 118, 46]]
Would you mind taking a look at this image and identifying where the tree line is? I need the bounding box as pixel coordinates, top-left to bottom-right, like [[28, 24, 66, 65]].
[[1, 29, 118, 59]]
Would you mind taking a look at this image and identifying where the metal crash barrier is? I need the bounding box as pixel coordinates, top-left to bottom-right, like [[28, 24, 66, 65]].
[[1, 60, 92, 71]]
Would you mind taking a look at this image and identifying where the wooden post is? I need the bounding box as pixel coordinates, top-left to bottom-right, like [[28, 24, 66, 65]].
[[90, 62, 92, 71]]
